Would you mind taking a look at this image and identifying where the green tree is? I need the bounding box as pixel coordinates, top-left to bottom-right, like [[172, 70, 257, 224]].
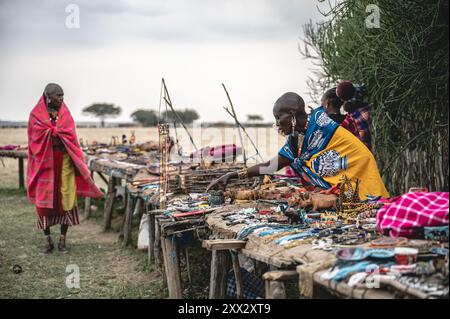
[[130, 109, 159, 126], [82, 103, 122, 128], [301, 0, 449, 194], [162, 108, 199, 124]]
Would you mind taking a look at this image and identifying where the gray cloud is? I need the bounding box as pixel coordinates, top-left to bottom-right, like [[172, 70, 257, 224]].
[[0, 0, 324, 49]]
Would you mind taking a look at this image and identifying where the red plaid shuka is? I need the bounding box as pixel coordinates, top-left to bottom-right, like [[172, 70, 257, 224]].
[[341, 105, 372, 151], [376, 192, 449, 238], [27, 95, 103, 209]]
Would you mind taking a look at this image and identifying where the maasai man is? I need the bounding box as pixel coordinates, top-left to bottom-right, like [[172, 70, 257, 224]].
[[27, 83, 103, 254], [206, 92, 389, 199]]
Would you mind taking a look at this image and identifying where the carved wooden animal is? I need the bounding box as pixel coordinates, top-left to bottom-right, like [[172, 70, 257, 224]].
[[310, 193, 338, 211]]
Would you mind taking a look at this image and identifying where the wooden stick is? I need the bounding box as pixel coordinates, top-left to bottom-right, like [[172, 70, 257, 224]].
[[161, 79, 183, 156], [162, 78, 198, 151], [222, 83, 264, 163], [221, 84, 247, 164]]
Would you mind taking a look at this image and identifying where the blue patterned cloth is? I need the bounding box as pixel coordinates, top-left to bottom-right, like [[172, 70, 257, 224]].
[[226, 268, 265, 299], [279, 106, 339, 189]]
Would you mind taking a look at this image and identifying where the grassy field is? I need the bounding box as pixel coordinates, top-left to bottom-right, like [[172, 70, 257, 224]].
[[0, 164, 167, 298]]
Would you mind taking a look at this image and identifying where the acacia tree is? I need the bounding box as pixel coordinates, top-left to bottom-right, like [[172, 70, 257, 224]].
[[247, 114, 264, 122], [130, 109, 159, 126], [162, 108, 199, 124], [301, 0, 449, 194], [82, 103, 122, 127]]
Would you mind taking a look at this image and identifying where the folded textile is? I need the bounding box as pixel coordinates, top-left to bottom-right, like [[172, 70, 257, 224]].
[[376, 192, 449, 238]]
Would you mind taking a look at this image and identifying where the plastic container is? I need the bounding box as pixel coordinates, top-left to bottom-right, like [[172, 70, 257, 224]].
[[394, 247, 418, 265]]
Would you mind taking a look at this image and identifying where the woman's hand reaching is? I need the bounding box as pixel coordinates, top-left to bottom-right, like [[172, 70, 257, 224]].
[[206, 172, 233, 192]]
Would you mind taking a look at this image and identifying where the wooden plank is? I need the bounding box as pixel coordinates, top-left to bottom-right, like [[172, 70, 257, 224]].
[[160, 227, 168, 289], [162, 235, 183, 299], [313, 270, 395, 299], [241, 249, 293, 268], [18, 157, 24, 189], [84, 196, 91, 219], [123, 191, 134, 247], [265, 281, 286, 299], [209, 250, 231, 299], [230, 252, 242, 299], [262, 270, 298, 281], [84, 170, 94, 219], [154, 216, 164, 274], [202, 239, 247, 251], [103, 177, 116, 231], [148, 211, 156, 264]]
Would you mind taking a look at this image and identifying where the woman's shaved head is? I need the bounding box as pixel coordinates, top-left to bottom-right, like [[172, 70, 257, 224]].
[[273, 92, 308, 135]]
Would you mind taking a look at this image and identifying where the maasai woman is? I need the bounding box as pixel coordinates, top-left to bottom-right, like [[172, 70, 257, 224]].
[[336, 81, 373, 151], [206, 92, 389, 199], [322, 88, 347, 125], [27, 83, 103, 254]]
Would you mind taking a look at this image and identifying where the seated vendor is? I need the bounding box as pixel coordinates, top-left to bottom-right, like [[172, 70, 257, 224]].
[[206, 92, 389, 200], [336, 81, 373, 151], [322, 87, 346, 124]]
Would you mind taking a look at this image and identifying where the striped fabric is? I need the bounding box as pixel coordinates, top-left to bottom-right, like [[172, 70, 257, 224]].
[[37, 206, 80, 230]]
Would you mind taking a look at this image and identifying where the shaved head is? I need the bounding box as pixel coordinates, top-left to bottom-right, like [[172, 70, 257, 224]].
[[44, 83, 63, 96], [273, 92, 308, 135], [273, 92, 306, 116], [44, 83, 64, 109]]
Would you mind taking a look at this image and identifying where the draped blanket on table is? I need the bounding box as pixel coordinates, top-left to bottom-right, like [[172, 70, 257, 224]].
[[376, 192, 449, 238]]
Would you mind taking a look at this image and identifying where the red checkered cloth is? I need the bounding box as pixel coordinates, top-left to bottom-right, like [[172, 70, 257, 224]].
[[27, 95, 103, 209], [341, 105, 372, 151], [376, 192, 449, 238]]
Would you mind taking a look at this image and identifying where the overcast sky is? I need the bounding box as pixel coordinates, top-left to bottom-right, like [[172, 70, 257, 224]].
[[0, 0, 325, 123]]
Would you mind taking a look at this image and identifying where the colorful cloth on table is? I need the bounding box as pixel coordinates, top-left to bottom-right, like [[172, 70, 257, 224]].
[[278, 106, 388, 200], [226, 268, 265, 299], [341, 104, 372, 151], [0, 145, 20, 150], [27, 95, 103, 209], [376, 192, 449, 238]]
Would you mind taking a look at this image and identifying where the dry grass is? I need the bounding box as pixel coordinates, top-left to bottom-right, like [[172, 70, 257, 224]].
[[0, 187, 167, 299]]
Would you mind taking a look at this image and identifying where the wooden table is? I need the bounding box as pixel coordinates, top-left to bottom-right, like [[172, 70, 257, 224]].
[[0, 149, 28, 189], [85, 156, 145, 240]]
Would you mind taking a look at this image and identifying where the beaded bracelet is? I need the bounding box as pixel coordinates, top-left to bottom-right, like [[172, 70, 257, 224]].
[[237, 167, 248, 180]]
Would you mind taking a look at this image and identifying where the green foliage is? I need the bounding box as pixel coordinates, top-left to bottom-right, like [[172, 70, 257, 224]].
[[302, 0, 449, 194], [162, 108, 199, 124], [82, 103, 122, 127], [130, 109, 159, 126]]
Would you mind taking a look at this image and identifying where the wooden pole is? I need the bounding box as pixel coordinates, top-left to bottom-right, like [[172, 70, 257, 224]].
[[230, 252, 243, 299], [209, 250, 231, 299], [147, 207, 156, 265], [18, 157, 24, 189], [103, 177, 117, 231], [123, 191, 135, 247], [162, 235, 183, 298], [84, 170, 94, 219]]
